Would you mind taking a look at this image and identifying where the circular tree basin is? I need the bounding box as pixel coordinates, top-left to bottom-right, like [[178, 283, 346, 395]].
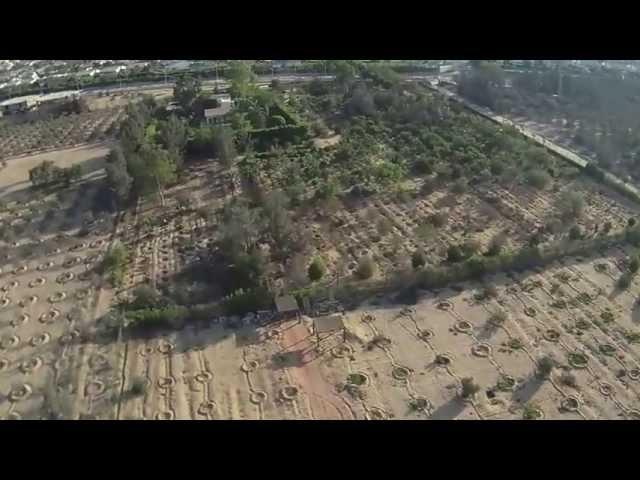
[[496, 375, 517, 392], [599, 383, 614, 397], [11, 313, 29, 327], [455, 321, 473, 334], [347, 372, 369, 387], [543, 329, 561, 342], [0, 297, 10, 308], [89, 354, 108, 370], [628, 368, 640, 381], [39, 309, 60, 324], [157, 377, 176, 389], [627, 409, 640, 420], [9, 384, 32, 402], [362, 313, 376, 323], [568, 352, 589, 369], [57, 272, 75, 284], [197, 401, 216, 416], [366, 407, 388, 420], [154, 411, 174, 420], [599, 344, 616, 356], [241, 360, 259, 373], [49, 292, 66, 303], [1, 335, 20, 350], [392, 366, 412, 381], [157, 340, 175, 355], [410, 397, 431, 411], [524, 307, 537, 317], [13, 265, 27, 274], [85, 380, 106, 396], [418, 329, 434, 341], [437, 301, 453, 311], [30, 333, 50, 347], [138, 345, 154, 357], [523, 407, 544, 420], [472, 343, 492, 358], [250, 391, 267, 404], [0, 358, 9, 371], [195, 371, 213, 384], [29, 278, 46, 288], [561, 396, 581, 412], [435, 353, 453, 366], [280, 385, 299, 401], [331, 344, 354, 358], [19, 356, 43, 374], [59, 330, 79, 346]]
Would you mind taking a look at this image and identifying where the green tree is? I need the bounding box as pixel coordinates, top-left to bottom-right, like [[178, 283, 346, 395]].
[[212, 126, 237, 168], [159, 115, 188, 168], [308, 257, 326, 282], [173, 75, 202, 114], [412, 250, 426, 269], [228, 61, 256, 98], [355, 256, 376, 280], [105, 147, 132, 206]]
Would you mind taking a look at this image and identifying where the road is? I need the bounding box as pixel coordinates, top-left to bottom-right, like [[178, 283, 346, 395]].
[[80, 74, 337, 96]]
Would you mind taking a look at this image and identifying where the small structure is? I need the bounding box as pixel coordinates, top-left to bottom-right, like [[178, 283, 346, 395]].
[[274, 294, 300, 320], [203, 94, 233, 125], [313, 313, 346, 344]]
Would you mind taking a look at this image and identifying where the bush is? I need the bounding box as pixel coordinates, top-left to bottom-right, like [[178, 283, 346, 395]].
[[308, 257, 326, 282], [429, 212, 448, 228], [355, 256, 376, 280], [414, 157, 433, 175], [630, 256, 640, 274], [525, 169, 551, 189], [447, 245, 465, 263], [222, 287, 271, 316], [129, 285, 161, 310], [537, 355, 556, 378], [568, 225, 583, 241], [618, 272, 632, 290], [377, 217, 393, 236], [559, 371, 577, 388], [101, 243, 129, 288], [460, 377, 480, 399], [411, 250, 426, 269]]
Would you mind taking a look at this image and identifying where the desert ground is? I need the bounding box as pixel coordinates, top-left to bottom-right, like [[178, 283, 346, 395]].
[[4, 83, 640, 420]]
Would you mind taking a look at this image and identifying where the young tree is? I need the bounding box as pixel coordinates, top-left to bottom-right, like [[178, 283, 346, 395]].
[[105, 147, 132, 206], [411, 250, 426, 269], [262, 190, 291, 247], [308, 257, 327, 282], [537, 355, 556, 378], [355, 256, 376, 280], [159, 115, 188, 167], [525, 169, 551, 190], [173, 75, 202, 114], [212, 126, 237, 168], [460, 377, 480, 399]]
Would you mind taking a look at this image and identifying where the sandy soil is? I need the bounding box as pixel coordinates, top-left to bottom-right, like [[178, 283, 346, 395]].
[[0, 143, 111, 202]]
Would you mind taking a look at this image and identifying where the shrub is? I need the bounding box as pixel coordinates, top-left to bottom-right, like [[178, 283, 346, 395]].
[[447, 245, 465, 263], [629, 256, 640, 274], [377, 217, 393, 236], [559, 371, 577, 388], [355, 256, 376, 280], [451, 179, 468, 194], [414, 157, 433, 175], [411, 250, 426, 269], [460, 377, 480, 399], [222, 287, 271, 316], [308, 257, 326, 282], [568, 225, 583, 241], [537, 355, 556, 378], [525, 169, 551, 189], [618, 272, 632, 290], [428, 212, 448, 228]]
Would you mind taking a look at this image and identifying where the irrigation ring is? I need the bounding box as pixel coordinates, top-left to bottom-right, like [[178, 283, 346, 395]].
[[30, 332, 50, 347], [543, 329, 561, 343], [250, 391, 267, 404], [8, 384, 32, 403], [19, 356, 43, 374], [471, 343, 492, 358], [392, 366, 412, 381], [241, 360, 259, 373], [279, 385, 300, 401], [560, 396, 581, 412], [454, 320, 473, 334], [1, 335, 20, 350]]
